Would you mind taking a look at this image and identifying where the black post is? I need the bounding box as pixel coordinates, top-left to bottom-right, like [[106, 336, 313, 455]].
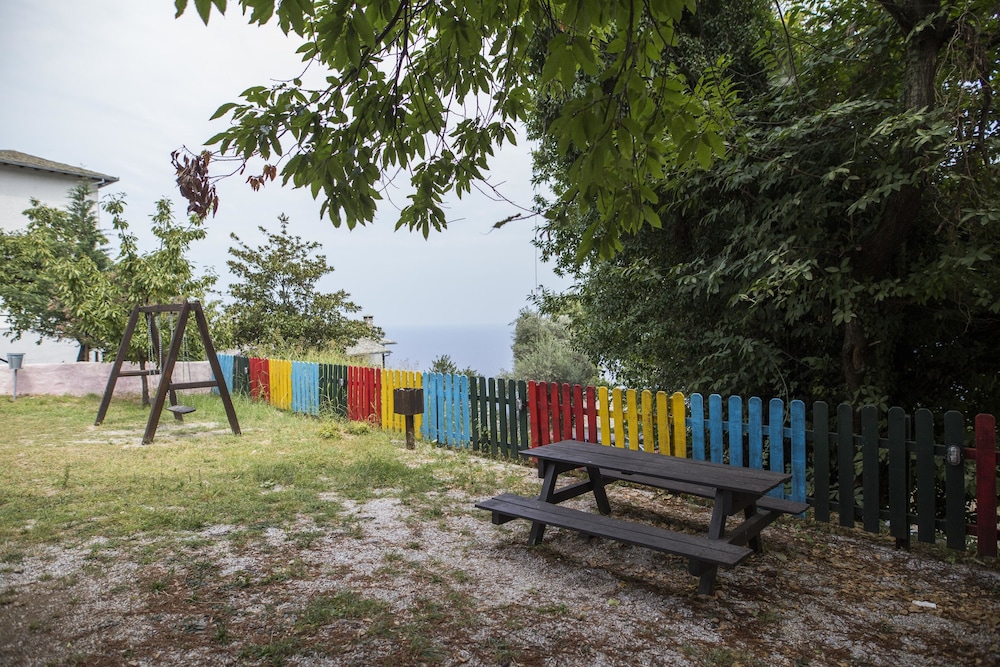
[[393, 387, 424, 450]]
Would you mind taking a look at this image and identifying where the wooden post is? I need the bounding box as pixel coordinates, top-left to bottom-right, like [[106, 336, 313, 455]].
[[393, 387, 424, 450]]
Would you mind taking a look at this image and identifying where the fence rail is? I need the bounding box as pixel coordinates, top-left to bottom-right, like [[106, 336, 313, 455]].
[[210, 355, 999, 558]]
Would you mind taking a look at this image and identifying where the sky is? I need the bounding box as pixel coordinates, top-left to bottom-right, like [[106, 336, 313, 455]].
[[0, 0, 573, 332]]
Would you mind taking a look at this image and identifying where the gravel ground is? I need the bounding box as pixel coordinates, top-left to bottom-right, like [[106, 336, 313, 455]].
[[1, 455, 998, 667]]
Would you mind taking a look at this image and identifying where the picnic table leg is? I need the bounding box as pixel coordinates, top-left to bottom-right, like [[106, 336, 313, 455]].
[[695, 567, 718, 596], [707, 493, 729, 540], [585, 466, 612, 515], [528, 462, 560, 545], [690, 490, 733, 594], [745, 504, 763, 552], [689, 557, 719, 595]]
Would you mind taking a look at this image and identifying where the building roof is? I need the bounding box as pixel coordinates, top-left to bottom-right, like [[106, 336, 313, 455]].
[[0, 150, 119, 187], [345, 337, 396, 357]]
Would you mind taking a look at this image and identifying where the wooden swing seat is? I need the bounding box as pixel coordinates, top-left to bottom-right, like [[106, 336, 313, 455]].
[[166, 404, 196, 415]]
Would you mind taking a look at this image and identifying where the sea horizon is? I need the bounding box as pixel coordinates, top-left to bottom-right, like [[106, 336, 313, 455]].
[[383, 322, 515, 378]]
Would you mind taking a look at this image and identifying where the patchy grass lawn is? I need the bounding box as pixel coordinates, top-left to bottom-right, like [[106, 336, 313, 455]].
[[1, 394, 998, 667]]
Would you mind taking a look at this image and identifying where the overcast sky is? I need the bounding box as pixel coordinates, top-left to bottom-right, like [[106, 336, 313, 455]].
[[0, 0, 572, 330]]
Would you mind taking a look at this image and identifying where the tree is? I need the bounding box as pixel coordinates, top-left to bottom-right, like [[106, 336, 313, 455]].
[[531, 0, 777, 393], [535, 0, 1000, 413], [509, 309, 598, 386], [0, 185, 212, 361], [429, 354, 477, 377], [62, 194, 216, 362], [223, 214, 370, 353], [0, 182, 111, 360], [174, 0, 733, 257]]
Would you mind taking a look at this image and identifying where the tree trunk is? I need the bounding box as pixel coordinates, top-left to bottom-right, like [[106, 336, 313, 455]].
[[842, 0, 948, 399]]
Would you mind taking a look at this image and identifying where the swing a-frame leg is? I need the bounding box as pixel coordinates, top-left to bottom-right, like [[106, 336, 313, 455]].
[[95, 300, 241, 444]]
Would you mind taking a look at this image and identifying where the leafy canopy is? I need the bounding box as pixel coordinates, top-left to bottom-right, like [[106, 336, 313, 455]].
[[175, 0, 732, 259], [429, 354, 478, 377], [0, 183, 111, 357], [508, 309, 599, 386], [534, 0, 1000, 413], [0, 185, 214, 361], [223, 214, 370, 353]]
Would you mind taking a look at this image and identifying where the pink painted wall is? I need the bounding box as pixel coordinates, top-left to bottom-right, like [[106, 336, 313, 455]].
[[0, 361, 212, 398]]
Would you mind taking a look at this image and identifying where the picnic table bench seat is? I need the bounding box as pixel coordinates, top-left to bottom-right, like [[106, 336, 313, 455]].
[[597, 468, 810, 517], [477, 493, 753, 568]]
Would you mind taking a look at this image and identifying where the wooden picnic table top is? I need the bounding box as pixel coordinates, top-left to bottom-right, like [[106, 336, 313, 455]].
[[521, 439, 789, 498]]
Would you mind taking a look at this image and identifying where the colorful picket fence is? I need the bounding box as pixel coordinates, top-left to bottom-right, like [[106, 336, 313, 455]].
[[291, 361, 320, 416], [319, 364, 349, 417], [810, 404, 999, 557], [470, 377, 529, 458], [422, 372, 470, 447], [381, 369, 423, 436], [209, 356, 999, 558], [526, 381, 808, 506]]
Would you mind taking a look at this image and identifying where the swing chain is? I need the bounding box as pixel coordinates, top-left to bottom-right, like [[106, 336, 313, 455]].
[[145, 312, 160, 371]]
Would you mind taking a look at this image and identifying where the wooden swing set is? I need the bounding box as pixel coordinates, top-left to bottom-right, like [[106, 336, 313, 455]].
[[95, 300, 241, 444]]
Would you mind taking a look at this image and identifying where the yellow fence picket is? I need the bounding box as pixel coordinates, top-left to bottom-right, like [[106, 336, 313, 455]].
[[655, 391, 670, 455], [268, 359, 292, 410], [641, 389, 654, 453], [625, 388, 639, 450], [598, 386, 611, 445], [381, 369, 423, 437], [611, 388, 624, 448], [671, 391, 687, 457]]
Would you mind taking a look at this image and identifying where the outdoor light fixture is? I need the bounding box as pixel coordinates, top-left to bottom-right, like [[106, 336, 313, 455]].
[[946, 444, 962, 466], [6, 353, 24, 400]]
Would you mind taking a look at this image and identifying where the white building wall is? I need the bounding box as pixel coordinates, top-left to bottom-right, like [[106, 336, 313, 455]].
[[0, 165, 99, 232]]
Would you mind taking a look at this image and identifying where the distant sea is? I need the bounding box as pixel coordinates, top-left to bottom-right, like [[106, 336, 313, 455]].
[[384, 323, 514, 378]]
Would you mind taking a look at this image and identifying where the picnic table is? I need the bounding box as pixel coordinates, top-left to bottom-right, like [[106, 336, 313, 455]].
[[477, 439, 808, 594]]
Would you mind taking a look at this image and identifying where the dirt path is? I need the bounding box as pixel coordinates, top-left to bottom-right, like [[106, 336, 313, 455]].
[[2, 473, 998, 666]]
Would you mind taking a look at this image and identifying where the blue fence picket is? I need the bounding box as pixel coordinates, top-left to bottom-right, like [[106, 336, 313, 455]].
[[683, 393, 805, 505], [443, 373, 456, 445], [768, 398, 785, 498], [457, 374, 470, 445], [708, 394, 724, 463], [748, 397, 764, 470], [213, 353, 235, 395], [291, 361, 319, 416], [422, 373, 440, 442], [690, 393, 705, 461], [421, 372, 471, 448], [728, 396, 744, 467], [790, 400, 806, 504]]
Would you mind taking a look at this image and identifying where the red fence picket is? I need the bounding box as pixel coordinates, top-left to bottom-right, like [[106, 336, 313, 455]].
[[528, 381, 602, 447], [974, 414, 998, 558], [249, 357, 270, 401], [348, 365, 381, 424]]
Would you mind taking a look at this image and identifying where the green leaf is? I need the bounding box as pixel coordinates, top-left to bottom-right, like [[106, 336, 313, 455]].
[[695, 140, 713, 169], [209, 102, 239, 120], [194, 0, 212, 24]]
